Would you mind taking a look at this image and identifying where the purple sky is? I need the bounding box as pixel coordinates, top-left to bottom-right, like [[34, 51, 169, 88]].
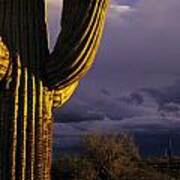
[[48, 0, 180, 75], [47, 0, 180, 135]]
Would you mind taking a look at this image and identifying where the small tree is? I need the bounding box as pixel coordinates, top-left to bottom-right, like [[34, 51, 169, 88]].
[[83, 133, 140, 179]]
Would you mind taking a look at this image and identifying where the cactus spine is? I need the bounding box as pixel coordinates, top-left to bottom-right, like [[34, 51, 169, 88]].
[[0, 0, 109, 179]]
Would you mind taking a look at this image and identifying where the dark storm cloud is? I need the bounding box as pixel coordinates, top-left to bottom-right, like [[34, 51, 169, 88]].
[[54, 89, 156, 124], [100, 0, 180, 76], [101, 88, 111, 96], [48, 0, 180, 75], [142, 80, 180, 107], [48, 0, 180, 133]]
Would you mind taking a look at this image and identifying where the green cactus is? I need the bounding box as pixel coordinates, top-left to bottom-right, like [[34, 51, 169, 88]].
[[0, 0, 109, 179]]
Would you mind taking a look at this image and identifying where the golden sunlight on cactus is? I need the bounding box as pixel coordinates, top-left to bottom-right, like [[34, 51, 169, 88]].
[[0, 1, 109, 179], [0, 37, 10, 80]]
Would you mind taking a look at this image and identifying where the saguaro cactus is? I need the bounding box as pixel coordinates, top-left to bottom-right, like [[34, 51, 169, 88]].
[[0, 0, 109, 179]]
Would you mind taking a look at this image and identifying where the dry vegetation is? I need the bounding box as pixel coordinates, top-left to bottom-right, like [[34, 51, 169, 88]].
[[52, 134, 176, 180]]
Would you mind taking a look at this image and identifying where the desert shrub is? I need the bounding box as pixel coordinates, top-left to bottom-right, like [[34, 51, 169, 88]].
[[52, 155, 97, 180], [119, 167, 171, 180], [52, 133, 141, 179], [82, 133, 140, 179], [52, 133, 170, 180]]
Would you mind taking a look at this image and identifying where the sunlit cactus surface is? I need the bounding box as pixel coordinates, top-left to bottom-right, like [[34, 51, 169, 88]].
[[0, 0, 109, 179]]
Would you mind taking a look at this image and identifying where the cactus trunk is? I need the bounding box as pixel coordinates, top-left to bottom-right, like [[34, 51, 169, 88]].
[[0, 0, 109, 179], [0, 1, 52, 179]]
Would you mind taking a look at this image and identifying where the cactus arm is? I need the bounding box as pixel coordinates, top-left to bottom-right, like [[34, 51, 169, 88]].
[[0, 38, 10, 81], [44, 0, 109, 89], [53, 81, 79, 108]]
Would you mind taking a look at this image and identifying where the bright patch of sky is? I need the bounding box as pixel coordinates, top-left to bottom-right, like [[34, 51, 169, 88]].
[[111, 0, 139, 6]]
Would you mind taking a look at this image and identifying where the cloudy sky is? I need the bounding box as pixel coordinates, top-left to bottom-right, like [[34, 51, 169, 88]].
[[47, 0, 180, 136]]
